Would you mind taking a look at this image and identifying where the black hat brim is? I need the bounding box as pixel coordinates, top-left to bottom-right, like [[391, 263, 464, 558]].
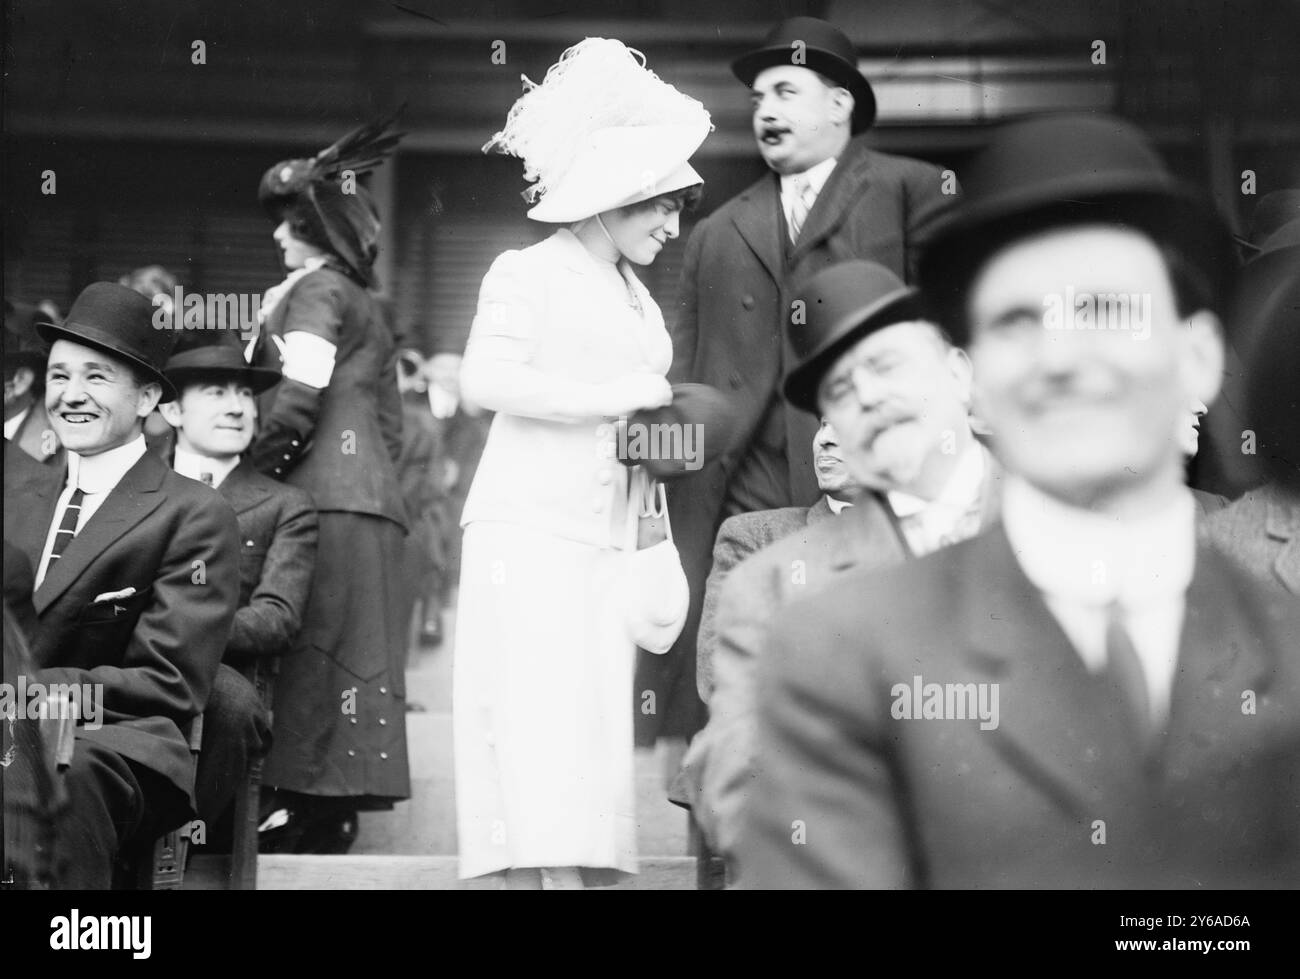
[[732, 48, 876, 133], [918, 181, 1234, 347], [164, 365, 283, 396], [783, 287, 923, 414], [37, 321, 178, 403]]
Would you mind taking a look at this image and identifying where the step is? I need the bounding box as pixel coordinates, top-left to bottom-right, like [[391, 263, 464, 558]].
[[252, 854, 697, 890]]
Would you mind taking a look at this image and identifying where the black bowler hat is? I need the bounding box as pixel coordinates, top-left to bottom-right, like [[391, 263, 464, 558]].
[[3, 299, 52, 374], [783, 261, 924, 414], [732, 16, 876, 134], [164, 329, 282, 396], [38, 282, 180, 402], [918, 113, 1235, 345]]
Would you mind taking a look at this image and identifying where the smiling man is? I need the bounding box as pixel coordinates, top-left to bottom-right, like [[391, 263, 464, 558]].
[[2, 281, 239, 888], [735, 115, 1300, 890], [158, 329, 317, 851], [652, 15, 955, 745]]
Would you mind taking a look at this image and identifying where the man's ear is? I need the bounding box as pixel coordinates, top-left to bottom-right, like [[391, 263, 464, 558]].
[[1182, 310, 1226, 410], [946, 345, 975, 407], [831, 87, 854, 127], [158, 398, 183, 428], [136, 381, 164, 419], [8, 366, 35, 399]]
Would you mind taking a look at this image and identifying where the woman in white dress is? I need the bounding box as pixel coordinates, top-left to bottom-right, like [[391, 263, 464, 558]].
[[453, 38, 709, 889]]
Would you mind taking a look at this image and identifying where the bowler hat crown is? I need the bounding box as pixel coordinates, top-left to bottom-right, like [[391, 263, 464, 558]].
[[38, 282, 179, 401], [164, 328, 282, 395], [732, 17, 876, 133], [918, 113, 1234, 344], [783, 261, 923, 414]]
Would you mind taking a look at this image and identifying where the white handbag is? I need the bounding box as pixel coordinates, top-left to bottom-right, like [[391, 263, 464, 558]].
[[621, 466, 690, 655]]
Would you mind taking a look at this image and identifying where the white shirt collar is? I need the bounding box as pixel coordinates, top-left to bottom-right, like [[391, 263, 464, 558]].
[[173, 446, 241, 489], [781, 156, 837, 200], [1001, 475, 1196, 609], [67, 434, 148, 495], [4, 406, 30, 441], [825, 494, 854, 515], [887, 441, 987, 519]]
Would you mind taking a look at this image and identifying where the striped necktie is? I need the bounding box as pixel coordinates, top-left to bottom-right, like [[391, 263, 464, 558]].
[[47, 487, 86, 565], [788, 174, 815, 244]]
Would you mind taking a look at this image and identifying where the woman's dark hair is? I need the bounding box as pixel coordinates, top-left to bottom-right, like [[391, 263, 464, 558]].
[[625, 182, 704, 216]]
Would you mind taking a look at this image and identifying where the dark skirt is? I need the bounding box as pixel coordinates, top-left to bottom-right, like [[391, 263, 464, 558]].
[[263, 511, 411, 807]]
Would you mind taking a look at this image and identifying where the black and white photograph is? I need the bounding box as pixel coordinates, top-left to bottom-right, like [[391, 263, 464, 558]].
[[2, 0, 1297, 956]]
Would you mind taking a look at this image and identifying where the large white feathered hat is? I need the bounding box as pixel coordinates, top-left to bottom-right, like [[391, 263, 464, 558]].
[[484, 38, 712, 223]]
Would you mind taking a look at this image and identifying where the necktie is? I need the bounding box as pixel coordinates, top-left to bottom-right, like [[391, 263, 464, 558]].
[[1102, 602, 1152, 748], [199, 471, 215, 487], [788, 175, 815, 244], [47, 487, 86, 565]]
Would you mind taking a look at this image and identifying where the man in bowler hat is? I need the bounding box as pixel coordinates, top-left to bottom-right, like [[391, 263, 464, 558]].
[[158, 330, 318, 850], [680, 261, 999, 875], [736, 114, 1300, 888], [2, 282, 239, 888], [648, 15, 954, 743]]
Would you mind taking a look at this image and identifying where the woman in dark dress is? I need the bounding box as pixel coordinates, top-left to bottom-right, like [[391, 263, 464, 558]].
[[249, 119, 410, 853]]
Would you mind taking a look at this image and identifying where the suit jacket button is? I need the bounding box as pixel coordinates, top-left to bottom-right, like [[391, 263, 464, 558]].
[[380, 752, 389, 760], [379, 686, 388, 694], [742, 294, 755, 310], [592, 496, 605, 513], [282, 453, 291, 460], [379, 718, 387, 726], [597, 469, 613, 486], [245, 540, 256, 547], [347, 749, 356, 757]]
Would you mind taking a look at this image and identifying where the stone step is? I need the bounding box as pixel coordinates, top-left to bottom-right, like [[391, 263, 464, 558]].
[[251, 854, 697, 890]]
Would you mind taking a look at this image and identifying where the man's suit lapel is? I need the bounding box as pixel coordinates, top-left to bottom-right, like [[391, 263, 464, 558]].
[[831, 492, 908, 571], [1265, 492, 1300, 595], [1162, 544, 1276, 778], [219, 460, 271, 516], [955, 527, 1141, 816], [789, 141, 872, 264], [731, 175, 784, 283], [34, 451, 168, 615]]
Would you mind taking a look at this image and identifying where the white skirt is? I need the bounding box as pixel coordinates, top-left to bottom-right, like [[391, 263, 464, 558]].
[[453, 520, 637, 880]]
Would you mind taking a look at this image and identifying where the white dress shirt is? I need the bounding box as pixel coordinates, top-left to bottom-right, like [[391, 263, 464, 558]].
[[886, 442, 988, 556], [780, 156, 837, 232], [173, 446, 240, 490], [4, 406, 30, 440], [36, 434, 148, 588], [1001, 476, 1196, 729], [825, 494, 854, 515]]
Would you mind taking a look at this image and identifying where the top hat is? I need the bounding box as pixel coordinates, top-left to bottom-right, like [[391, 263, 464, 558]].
[[37, 282, 180, 402], [918, 113, 1234, 345], [732, 16, 876, 133], [3, 300, 52, 375], [783, 261, 924, 414], [163, 328, 282, 396]]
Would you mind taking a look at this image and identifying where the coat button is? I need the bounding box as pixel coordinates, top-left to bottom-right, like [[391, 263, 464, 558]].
[[245, 540, 256, 547], [350, 717, 358, 725], [592, 496, 605, 513], [742, 294, 755, 310], [282, 453, 291, 460], [380, 752, 389, 760], [347, 749, 356, 757], [597, 469, 612, 486], [379, 686, 388, 695], [379, 718, 387, 726]]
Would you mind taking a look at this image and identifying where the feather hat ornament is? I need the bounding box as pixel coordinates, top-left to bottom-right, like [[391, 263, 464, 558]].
[[484, 38, 712, 223], [259, 109, 406, 288]]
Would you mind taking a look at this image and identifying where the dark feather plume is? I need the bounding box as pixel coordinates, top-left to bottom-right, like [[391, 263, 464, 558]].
[[311, 105, 407, 181]]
